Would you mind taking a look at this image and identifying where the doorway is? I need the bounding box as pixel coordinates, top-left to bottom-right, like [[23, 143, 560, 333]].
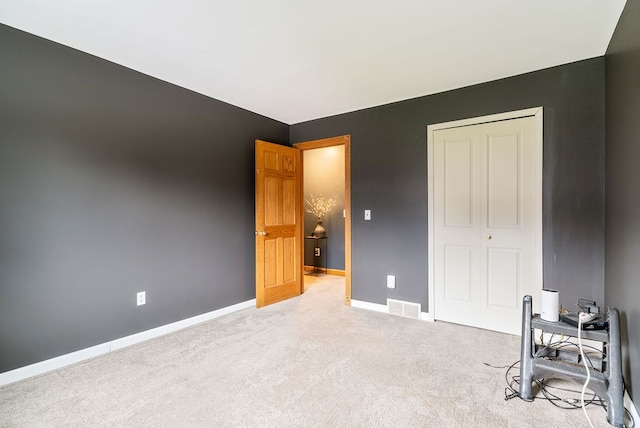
[[294, 135, 352, 305], [427, 108, 543, 335]]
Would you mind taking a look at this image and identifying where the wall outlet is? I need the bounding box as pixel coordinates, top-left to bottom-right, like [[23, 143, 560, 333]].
[[387, 275, 396, 289], [137, 291, 146, 306]]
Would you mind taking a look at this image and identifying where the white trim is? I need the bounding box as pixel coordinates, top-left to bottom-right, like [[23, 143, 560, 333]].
[[427, 123, 436, 321], [427, 107, 544, 322], [420, 312, 435, 322], [350, 299, 387, 313], [626, 390, 639, 427], [0, 299, 256, 387], [428, 107, 542, 132], [0, 343, 111, 387], [109, 299, 255, 351]]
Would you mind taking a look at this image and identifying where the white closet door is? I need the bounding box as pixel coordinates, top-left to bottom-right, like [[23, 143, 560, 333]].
[[433, 116, 538, 335]]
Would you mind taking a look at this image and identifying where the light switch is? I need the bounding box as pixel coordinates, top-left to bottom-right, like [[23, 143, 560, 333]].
[[364, 209, 371, 220], [387, 275, 396, 289]]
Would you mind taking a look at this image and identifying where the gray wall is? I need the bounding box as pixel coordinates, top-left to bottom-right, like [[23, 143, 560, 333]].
[[0, 20, 613, 381], [0, 24, 288, 373], [291, 58, 606, 313], [605, 0, 640, 406]]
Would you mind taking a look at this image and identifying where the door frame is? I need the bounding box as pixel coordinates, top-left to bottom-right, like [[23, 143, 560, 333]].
[[426, 107, 543, 321], [293, 135, 352, 305]]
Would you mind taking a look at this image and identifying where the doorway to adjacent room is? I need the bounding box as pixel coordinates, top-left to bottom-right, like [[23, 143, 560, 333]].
[[294, 136, 352, 305]]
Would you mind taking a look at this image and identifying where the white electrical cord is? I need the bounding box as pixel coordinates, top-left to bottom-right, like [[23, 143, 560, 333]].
[[578, 312, 595, 428]]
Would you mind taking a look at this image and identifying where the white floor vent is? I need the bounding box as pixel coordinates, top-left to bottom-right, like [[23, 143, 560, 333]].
[[387, 299, 421, 320]]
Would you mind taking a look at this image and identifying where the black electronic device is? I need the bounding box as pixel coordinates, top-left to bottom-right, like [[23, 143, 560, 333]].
[[577, 298, 600, 314], [560, 312, 609, 330]]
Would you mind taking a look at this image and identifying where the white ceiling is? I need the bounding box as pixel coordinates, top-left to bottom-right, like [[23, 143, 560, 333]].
[[0, 0, 627, 124]]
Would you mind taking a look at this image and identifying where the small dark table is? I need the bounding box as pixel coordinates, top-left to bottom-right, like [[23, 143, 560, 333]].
[[304, 236, 327, 275]]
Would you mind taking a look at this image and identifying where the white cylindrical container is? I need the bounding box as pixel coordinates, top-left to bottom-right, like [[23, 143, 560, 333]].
[[540, 289, 560, 322]]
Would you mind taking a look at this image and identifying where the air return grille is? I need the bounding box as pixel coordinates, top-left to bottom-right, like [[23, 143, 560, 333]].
[[387, 299, 421, 320]]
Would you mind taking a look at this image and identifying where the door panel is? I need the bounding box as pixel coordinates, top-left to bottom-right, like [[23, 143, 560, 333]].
[[264, 239, 278, 287], [265, 177, 280, 226], [487, 248, 520, 309], [444, 138, 473, 227], [283, 237, 296, 282], [434, 116, 538, 334], [283, 179, 296, 224], [488, 133, 521, 228], [444, 245, 473, 301], [255, 140, 302, 308]]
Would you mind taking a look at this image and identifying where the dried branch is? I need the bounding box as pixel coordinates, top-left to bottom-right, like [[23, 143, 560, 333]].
[[304, 194, 337, 220]]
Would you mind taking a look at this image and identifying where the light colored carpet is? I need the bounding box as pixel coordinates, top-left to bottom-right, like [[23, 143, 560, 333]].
[[0, 275, 615, 427]]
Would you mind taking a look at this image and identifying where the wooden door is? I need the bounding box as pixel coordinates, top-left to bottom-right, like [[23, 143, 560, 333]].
[[433, 116, 539, 334], [255, 140, 303, 308]]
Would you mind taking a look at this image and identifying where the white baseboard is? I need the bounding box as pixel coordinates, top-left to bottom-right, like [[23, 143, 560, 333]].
[[626, 390, 639, 427], [351, 299, 387, 313], [351, 299, 434, 322], [421, 312, 435, 321], [0, 299, 255, 387]]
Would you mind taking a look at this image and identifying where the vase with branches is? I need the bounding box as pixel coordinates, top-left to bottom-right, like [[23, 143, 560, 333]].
[[304, 194, 337, 237]]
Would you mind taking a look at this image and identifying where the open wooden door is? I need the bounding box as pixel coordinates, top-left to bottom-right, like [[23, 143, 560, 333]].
[[255, 140, 303, 308]]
